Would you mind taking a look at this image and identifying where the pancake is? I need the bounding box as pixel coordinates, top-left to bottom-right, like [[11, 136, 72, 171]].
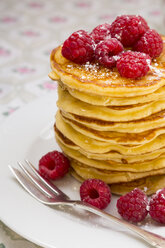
[[55, 128, 165, 163], [60, 111, 165, 145], [49, 36, 165, 97], [61, 110, 165, 133], [55, 114, 165, 155], [70, 159, 165, 184], [65, 83, 165, 106], [110, 175, 165, 195], [57, 137, 165, 173], [57, 86, 165, 122], [70, 169, 165, 196]]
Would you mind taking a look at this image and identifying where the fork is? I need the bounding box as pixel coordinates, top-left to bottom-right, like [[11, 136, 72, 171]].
[[9, 160, 165, 248]]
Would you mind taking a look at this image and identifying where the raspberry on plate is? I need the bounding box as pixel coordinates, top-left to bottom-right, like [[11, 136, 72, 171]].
[[90, 23, 111, 44], [39, 151, 70, 180], [95, 38, 123, 68], [110, 15, 149, 47], [133, 29, 163, 58], [62, 30, 95, 64], [117, 51, 151, 79], [149, 188, 165, 224], [117, 188, 148, 223], [80, 179, 111, 209]]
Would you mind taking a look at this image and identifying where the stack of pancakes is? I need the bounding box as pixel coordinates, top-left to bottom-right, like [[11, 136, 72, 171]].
[[49, 36, 165, 195]]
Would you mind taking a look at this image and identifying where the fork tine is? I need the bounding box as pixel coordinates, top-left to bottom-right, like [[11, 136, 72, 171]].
[[17, 162, 54, 199], [25, 159, 70, 200], [8, 165, 50, 204]]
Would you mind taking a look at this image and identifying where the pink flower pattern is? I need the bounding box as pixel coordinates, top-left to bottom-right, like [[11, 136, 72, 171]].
[[149, 10, 161, 16], [39, 81, 58, 90], [75, 2, 91, 8], [3, 107, 19, 116], [13, 66, 36, 74], [0, 47, 10, 57], [0, 16, 17, 23], [21, 30, 40, 37], [28, 2, 44, 8], [99, 14, 116, 21], [49, 16, 67, 23]]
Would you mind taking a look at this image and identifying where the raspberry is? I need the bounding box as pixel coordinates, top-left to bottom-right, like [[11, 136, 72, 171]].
[[90, 23, 111, 44], [95, 38, 123, 68], [133, 29, 163, 58], [62, 30, 95, 64], [117, 51, 151, 79], [149, 188, 165, 224], [110, 15, 149, 47], [39, 151, 70, 180], [80, 179, 111, 209], [117, 188, 148, 223]]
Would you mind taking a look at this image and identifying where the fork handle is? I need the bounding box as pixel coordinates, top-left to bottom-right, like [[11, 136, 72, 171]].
[[65, 200, 165, 248]]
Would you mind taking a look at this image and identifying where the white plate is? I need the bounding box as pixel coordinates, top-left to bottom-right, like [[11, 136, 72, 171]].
[[0, 92, 164, 248]]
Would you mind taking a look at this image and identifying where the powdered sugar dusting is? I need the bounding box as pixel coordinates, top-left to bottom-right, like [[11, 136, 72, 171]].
[[66, 61, 114, 80], [63, 48, 164, 84], [113, 55, 120, 61], [149, 63, 163, 77], [114, 32, 122, 40], [146, 205, 150, 211], [84, 61, 99, 72], [161, 193, 165, 199], [143, 187, 148, 192]]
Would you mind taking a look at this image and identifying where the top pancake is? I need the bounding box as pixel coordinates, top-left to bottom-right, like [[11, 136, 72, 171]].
[[49, 36, 165, 97]]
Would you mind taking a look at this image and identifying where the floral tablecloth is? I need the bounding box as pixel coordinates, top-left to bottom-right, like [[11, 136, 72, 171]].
[[0, 0, 164, 247]]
